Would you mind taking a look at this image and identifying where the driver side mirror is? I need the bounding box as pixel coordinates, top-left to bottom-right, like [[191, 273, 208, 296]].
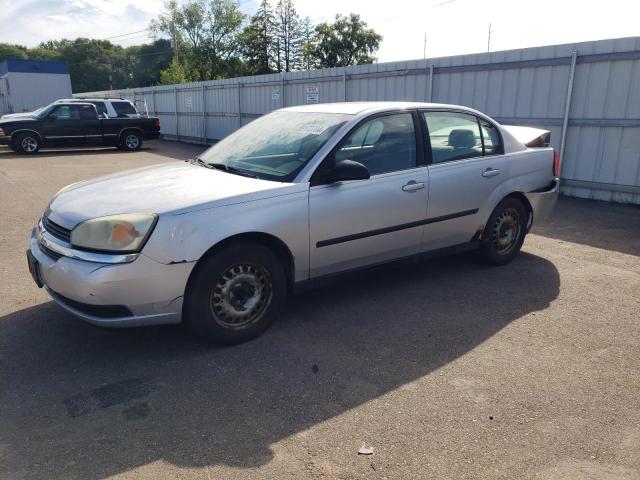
[[327, 159, 370, 183], [47, 113, 58, 121]]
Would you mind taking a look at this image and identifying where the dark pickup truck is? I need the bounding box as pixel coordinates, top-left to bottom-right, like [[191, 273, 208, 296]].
[[0, 102, 160, 154]]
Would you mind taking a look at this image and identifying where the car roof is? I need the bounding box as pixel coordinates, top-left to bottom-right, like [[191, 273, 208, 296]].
[[281, 101, 478, 115], [59, 98, 130, 102]]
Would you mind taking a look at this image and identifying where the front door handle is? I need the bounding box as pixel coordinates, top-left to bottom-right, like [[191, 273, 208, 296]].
[[482, 168, 501, 178], [402, 181, 425, 192]]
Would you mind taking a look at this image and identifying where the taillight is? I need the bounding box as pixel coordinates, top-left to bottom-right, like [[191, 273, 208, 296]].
[[154, 118, 160, 129], [553, 150, 559, 177]]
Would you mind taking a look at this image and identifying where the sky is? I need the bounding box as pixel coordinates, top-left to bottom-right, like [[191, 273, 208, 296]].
[[1, 0, 639, 62]]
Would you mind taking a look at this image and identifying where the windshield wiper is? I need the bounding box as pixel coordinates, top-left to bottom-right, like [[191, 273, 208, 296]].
[[207, 162, 258, 179], [192, 158, 259, 179], [225, 165, 258, 178], [190, 157, 209, 167]]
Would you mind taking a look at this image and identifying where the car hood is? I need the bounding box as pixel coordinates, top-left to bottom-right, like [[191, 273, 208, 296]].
[[1, 112, 35, 120], [47, 162, 300, 229], [0, 116, 37, 128]]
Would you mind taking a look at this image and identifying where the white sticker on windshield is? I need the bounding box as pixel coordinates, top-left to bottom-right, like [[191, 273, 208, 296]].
[[299, 124, 327, 135]]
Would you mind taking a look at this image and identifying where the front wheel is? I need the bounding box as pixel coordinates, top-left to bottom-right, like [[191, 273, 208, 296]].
[[14, 132, 41, 155], [184, 242, 287, 345], [479, 197, 528, 265], [120, 131, 142, 151]]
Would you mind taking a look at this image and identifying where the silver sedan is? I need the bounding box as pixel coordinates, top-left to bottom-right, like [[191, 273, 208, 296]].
[[27, 102, 558, 344]]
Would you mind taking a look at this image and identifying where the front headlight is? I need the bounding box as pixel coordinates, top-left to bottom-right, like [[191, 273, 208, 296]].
[[0, 128, 5, 136], [70, 214, 158, 253]]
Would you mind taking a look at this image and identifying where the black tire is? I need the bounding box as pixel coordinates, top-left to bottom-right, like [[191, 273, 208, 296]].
[[120, 130, 142, 151], [479, 197, 528, 265], [13, 132, 41, 155], [184, 242, 287, 345]]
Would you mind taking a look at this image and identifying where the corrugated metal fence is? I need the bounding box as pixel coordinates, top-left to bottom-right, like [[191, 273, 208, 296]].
[[78, 36, 640, 204]]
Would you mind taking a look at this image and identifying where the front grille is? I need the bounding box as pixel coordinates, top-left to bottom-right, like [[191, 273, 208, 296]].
[[43, 215, 71, 243], [49, 290, 133, 319], [40, 242, 63, 261]]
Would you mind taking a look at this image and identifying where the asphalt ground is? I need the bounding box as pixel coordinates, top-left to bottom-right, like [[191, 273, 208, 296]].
[[1, 140, 639, 479]]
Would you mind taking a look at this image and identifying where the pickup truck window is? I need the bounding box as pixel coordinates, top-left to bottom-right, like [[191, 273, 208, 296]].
[[112, 102, 137, 117], [52, 105, 82, 120], [90, 102, 108, 117]]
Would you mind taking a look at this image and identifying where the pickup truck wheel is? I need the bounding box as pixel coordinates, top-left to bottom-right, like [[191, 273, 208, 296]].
[[121, 131, 142, 151], [185, 242, 287, 345], [479, 198, 527, 265], [14, 133, 41, 155]]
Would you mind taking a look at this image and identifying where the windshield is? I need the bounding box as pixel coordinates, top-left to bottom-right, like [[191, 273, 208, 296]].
[[35, 103, 58, 119], [198, 111, 352, 181]]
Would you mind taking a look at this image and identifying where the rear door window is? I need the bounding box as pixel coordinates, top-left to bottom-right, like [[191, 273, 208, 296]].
[[112, 102, 137, 117], [91, 102, 108, 117], [79, 105, 98, 120], [479, 120, 503, 155], [423, 111, 483, 163]]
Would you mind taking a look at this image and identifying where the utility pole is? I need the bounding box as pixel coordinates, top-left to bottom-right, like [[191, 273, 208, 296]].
[[487, 22, 493, 53], [170, 21, 179, 62], [423, 32, 427, 59]]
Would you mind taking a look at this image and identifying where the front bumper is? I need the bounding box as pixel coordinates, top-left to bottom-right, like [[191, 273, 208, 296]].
[[524, 178, 559, 228], [0, 135, 11, 145], [30, 228, 195, 327]]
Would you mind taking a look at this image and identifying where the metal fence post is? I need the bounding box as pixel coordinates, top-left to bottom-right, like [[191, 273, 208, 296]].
[[202, 85, 207, 145], [237, 82, 242, 129], [174, 86, 179, 141], [281, 74, 285, 108], [343, 70, 347, 101], [428, 64, 434, 102], [559, 50, 578, 178]]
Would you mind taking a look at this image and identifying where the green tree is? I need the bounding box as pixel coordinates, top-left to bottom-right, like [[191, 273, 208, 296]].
[[38, 38, 129, 92], [0, 43, 29, 60], [160, 58, 198, 84], [126, 39, 174, 87], [274, 0, 304, 72], [308, 14, 382, 68], [301, 15, 314, 70], [204, 0, 245, 78], [239, 0, 275, 74], [150, 0, 208, 79], [151, 0, 245, 81]]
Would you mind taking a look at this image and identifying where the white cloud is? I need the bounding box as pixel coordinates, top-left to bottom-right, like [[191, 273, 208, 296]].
[[1, 0, 639, 61]]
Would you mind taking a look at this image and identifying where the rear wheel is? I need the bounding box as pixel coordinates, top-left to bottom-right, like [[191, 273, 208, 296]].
[[185, 242, 287, 344], [120, 131, 142, 151], [14, 132, 41, 155], [479, 197, 527, 265]]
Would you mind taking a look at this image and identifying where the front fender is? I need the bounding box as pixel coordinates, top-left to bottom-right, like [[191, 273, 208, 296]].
[[142, 190, 310, 282]]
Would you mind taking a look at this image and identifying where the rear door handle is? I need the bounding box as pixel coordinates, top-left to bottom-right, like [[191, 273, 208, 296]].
[[402, 181, 425, 192], [482, 168, 501, 178]]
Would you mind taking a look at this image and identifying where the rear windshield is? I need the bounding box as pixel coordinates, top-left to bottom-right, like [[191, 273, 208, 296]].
[[112, 102, 137, 117]]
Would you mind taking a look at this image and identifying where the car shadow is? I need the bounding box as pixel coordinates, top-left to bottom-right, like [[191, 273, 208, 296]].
[[531, 196, 640, 257], [0, 251, 559, 479]]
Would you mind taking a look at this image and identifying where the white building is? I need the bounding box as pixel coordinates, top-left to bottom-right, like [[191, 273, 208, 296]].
[[0, 58, 72, 115]]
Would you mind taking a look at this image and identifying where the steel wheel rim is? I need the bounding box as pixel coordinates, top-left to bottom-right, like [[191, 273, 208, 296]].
[[125, 134, 139, 149], [22, 137, 38, 152], [209, 263, 272, 330], [492, 207, 521, 255]]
